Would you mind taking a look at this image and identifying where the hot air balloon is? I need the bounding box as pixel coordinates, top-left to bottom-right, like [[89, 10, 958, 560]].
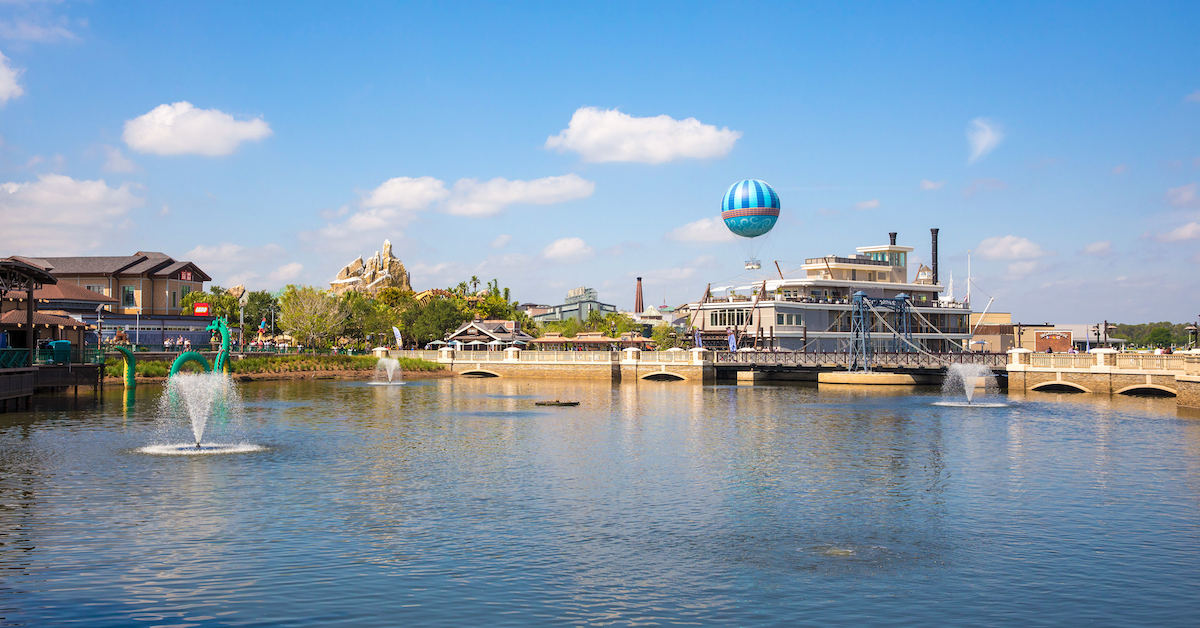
[[722, 179, 780, 270]]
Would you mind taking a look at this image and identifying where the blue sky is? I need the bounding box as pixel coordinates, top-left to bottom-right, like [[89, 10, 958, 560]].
[[1, 1, 1198, 323]]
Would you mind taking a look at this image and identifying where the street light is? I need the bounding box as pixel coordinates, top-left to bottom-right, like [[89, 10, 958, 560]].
[[1187, 324, 1197, 349]]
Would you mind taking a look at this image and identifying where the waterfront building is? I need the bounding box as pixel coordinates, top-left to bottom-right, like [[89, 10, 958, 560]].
[[532, 286, 616, 324], [687, 232, 974, 352], [445, 319, 534, 348], [11, 251, 210, 316]]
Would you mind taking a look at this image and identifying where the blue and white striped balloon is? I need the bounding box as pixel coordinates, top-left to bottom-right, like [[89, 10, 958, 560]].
[[721, 179, 780, 238]]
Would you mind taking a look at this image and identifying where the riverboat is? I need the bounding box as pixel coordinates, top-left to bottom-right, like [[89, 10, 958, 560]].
[[686, 231, 973, 353]]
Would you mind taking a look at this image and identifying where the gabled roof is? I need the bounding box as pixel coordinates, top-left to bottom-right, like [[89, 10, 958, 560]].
[[16, 252, 210, 280], [0, 309, 92, 329], [2, 282, 117, 303]]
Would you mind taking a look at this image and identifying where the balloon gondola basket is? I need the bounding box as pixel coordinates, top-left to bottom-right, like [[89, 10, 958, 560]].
[[744, 260, 762, 270]]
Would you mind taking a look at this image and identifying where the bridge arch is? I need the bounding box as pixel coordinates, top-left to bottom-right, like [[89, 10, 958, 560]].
[[641, 371, 687, 382], [460, 369, 500, 378], [1030, 381, 1091, 394], [1114, 384, 1176, 397]]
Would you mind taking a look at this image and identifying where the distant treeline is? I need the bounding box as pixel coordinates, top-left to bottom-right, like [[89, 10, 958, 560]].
[[1112, 322, 1193, 347]]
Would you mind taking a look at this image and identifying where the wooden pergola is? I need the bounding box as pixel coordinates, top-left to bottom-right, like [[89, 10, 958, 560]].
[[0, 257, 58, 350]]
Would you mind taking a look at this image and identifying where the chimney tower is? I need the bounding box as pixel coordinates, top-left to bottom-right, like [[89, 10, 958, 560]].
[[889, 232, 897, 246], [931, 228, 940, 285], [634, 277, 644, 314]]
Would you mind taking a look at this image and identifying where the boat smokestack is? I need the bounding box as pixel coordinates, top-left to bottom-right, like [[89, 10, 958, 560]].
[[931, 228, 939, 285], [634, 277, 644, 314], [889, 232, 897, 246]]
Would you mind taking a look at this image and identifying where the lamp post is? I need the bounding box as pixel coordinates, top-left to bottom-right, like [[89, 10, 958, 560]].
[[1187, 324, 1197, 350]]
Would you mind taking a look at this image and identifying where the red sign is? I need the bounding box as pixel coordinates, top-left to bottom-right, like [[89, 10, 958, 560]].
[[180, 270, 193, 282], [193, 303, 210, 316]]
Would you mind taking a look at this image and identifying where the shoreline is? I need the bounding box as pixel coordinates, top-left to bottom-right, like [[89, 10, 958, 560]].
[[102, 369, 456, 385]]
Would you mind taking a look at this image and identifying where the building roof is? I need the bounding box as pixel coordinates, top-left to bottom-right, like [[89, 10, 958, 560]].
[[0, 309, 93, 329], [446, 319, 534, 343], [2, 282, 118, 304], [0, 256, 58, 291], [17, 252, 211, 281]]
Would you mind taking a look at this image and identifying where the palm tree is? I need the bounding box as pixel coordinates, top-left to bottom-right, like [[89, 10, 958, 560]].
[[470, 276, 480, 294]]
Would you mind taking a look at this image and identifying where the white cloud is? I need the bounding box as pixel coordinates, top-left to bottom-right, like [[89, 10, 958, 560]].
[[817, 208, 841, 216], [102, 145, 138, 173], [665, 216, 734, 243], [123, 102, 273, 156], [0, 50, 24, 104], [306, 177, 445, 244], [967, 117, 1003, 163], [1112, 164, 1127, 175], [1081, 241, 1113, 257], [362, 176, 449, 210], [445, 174, 593, 217], [269, 262, 304, 283], [1187, 90, 1200, 103], [1155, 222, 1200, 243], [1165, 182, 1199, 208], [920, 180, 945, 190], [541, 237, 595, 263], [976, 235, 1050, 260], [490, 234, 511, 248], [1006, 260, 1040, 277], [641, 255, 719, 283], [0, 19, 76, 43], [184, 243, 293, 289], [0, 174, 143, 255], [545, 107, 741, 164], [854, 199, 880, 210], [159, 204, 170, 216]]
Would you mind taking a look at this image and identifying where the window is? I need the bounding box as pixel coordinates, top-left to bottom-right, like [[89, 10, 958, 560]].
[[181, 286, 192, 298], [709, 309, 748, 327], [122, 286, 136, 307], [775, 313, 802, 326], [171, 291, 178, 308], [85, 285, 105, 294]]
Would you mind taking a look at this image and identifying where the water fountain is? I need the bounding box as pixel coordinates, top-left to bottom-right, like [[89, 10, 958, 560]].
[[139, 317, 263, 454], [369, 356, 404, 385], [934, 363, 1008, 407]]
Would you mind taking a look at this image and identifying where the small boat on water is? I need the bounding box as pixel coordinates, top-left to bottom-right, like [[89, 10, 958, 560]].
[[535, 400, 580, 407]]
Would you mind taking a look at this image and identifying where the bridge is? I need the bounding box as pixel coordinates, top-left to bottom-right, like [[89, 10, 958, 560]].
[[387, 346, 1200, 409], [388, 347, 1008, 384]]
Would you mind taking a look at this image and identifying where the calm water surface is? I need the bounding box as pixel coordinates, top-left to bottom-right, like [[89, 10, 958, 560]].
[[1, 379, 1199, 626]]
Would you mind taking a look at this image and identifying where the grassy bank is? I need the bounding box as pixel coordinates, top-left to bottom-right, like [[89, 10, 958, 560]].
[[105, 354, 442, 378]]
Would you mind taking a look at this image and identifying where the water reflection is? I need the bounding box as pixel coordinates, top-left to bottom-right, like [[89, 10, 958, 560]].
[[0, 379, 1199, 626]]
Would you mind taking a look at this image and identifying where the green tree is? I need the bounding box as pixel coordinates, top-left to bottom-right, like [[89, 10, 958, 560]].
[[1146, 327, 1174, 348], [244, 290, 280, 336], [651, 323, 679, 349], [402, 298, 471, 346], [279, 285, 347, 349], [180, 285, 239, 320], [376, 287, 414, 309]]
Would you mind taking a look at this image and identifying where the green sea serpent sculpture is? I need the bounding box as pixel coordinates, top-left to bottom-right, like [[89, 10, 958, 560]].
[[168, 318, 232, 377], [113, 345, 136, 388]]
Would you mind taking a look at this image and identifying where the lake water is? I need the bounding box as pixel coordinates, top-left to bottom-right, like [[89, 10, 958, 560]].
[[2, 378, 1199, 627]]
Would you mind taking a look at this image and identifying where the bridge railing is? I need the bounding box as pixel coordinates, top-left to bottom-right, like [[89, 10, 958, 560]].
[[519, 350, 617, 363], [1115, 354, 1187, 371], [639, 351, 695, 363], [713, 351, 1007, 367], [1029, 354, 1096, 368]]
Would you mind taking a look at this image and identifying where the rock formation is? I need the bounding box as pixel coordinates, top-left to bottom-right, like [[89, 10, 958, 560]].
[[330, 239, 412, 295]]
